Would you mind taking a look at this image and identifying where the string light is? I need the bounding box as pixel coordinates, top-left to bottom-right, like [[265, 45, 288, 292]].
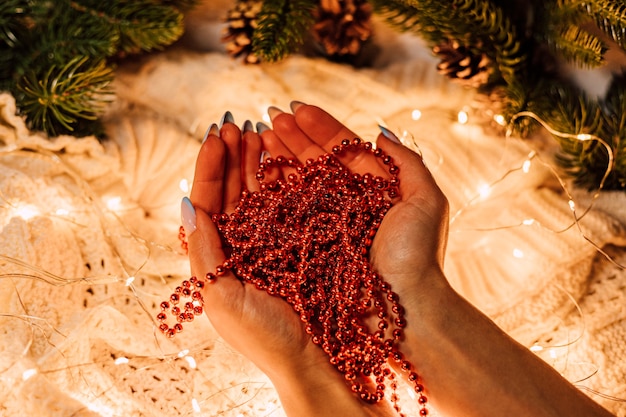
[[55, 208, 70, 216], [476, 183, 491, 200], [494, 114, 506, 126], [457, 109, 469, 124], [185, 355, 197, 369], [114, 357, 129, 365], [12, 203, 40, 220], [105, 195, 123, 211], [1, 98, 624, 417], [22, 368, 37, 381], [192, 398, 201, 413], [179, 178, 191, 193]]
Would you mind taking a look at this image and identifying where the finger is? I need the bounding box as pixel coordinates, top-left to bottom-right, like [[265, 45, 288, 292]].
[[220, 120, 243, 213], [257, 122, 298, 180], [242, 121, 262, 192], [377, 134, 447, 206], [190, 125, 225, 214], [187, 205, 245, 317], [292, 103, 388, 177], [269, 106, 327, 163]]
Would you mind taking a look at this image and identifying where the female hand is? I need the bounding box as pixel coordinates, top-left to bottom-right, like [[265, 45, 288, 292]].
[[259, 103, 451, 315], [184, 116, 394, 417], [257, 102, 615, 417]]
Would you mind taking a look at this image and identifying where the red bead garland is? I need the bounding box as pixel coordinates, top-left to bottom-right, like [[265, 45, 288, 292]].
[[160, 138, 427, 415]]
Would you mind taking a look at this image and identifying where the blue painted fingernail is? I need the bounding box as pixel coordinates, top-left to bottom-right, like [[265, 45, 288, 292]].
[[256, 121, 270, 133], [259, 150, 270, 163], [289, 100, 306, 113], [242, 120, 253, 133], [267, 106, 283, 120], [202, 123, 219, 143], [378, 124, 401, 144], [181, 197, 197, 236], [220, 111, 235, 127]]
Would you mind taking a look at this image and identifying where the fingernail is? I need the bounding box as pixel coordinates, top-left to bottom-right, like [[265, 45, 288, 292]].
[[267, 106, 284, 120], [378, 125, 401, 144], [260, 150, 270, 163], [220, 111, 235, 127], [242, 120, 253, 133], [289, 100, 306, 113], [256, 121, 270, 133], [181, 197, 197, 236], [202, 123, 219, 143]]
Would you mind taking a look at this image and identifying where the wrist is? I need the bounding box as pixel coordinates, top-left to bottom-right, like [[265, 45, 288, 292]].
[[266, 343, 394, 417]]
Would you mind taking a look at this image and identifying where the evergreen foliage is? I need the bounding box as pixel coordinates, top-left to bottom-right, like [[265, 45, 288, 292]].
[[251, 0, 317, 62], [3, 0, 626, 190], [364, 0, 626, 190], [0, 0, 195, 137]]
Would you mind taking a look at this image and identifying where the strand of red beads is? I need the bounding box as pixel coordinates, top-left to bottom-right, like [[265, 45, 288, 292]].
[[161, 138, 427, 415]]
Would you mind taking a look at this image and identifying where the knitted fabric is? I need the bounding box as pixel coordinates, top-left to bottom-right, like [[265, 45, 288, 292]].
[[0, 39, 625, 417]]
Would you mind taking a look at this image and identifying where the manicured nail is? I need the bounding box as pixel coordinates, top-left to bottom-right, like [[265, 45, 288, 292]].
[[259, 150, 270, 163], [202, 123, 219, 143], [181, 197, 197, 236], [256, 121, 270, 133], [378, 124, 401, 144], [289, 100, 306, 113], [242, 120, 253, 133], [220, 111, 235, 127], [267, 106, 284, 120]]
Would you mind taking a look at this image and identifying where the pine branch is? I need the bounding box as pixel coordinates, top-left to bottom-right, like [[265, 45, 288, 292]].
[[16, 56, 114, 137], [551, 25, 605, 67], [586, 0, 626, 50], [1, 0, 195, 137], [370, 0, 526, 83], [68, 0, 185, 54], [30, 2, 118, 66], [597, 74, 626, 189], [251, 0, 317, 62]]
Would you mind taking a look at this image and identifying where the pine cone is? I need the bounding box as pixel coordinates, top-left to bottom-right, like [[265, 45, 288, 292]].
[[222, 0, 263, 64], [433, 40, 492, 88], [312, 0, 373, 56]]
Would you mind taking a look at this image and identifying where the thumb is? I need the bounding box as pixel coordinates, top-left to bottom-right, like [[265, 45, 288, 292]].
[[181, 197, 244, 316]]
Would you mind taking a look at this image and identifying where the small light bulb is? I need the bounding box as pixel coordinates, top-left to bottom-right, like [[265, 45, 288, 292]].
[[14, 204, 40, 220], [513, 248, 524, 258], [477, 183, 491, 199], [523, 219, 535, 226], [529, 344, 543, 352], [179, 178, 190, 193], [178, 349, 190, 358], [125, 276, 135, 286], [192, 398, 201, 413], [106, 196, 122, 211], [494, 114, 506, 126], [114, 357, 129, 365], [576, 133, 592, 141], [522, 159, 531, 173], [568, 200, 576, 212], [22, 368, 37, 381], [411, 109, 422, 120], [185, 355, 197, 369], [457, 110, 469, 124]]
